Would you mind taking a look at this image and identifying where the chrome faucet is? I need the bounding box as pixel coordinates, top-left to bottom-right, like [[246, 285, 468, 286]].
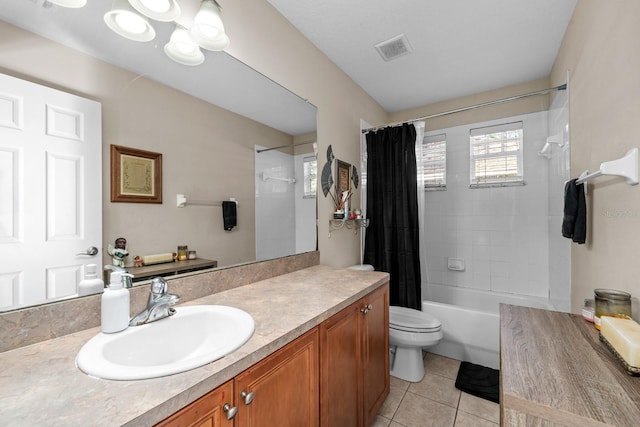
[[104, 264, 134, 289], [129, 277, 180, 326]]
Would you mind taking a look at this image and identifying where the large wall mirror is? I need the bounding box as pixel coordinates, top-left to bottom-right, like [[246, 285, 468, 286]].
[[0, 1, 317, 312]]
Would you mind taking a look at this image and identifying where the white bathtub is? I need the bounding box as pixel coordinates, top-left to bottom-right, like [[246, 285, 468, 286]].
[[422, 284, 553, 369]]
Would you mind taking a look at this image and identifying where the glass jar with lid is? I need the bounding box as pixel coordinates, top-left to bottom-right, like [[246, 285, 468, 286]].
[[594, 289, 632, 330], [177, 245, 188, 261]]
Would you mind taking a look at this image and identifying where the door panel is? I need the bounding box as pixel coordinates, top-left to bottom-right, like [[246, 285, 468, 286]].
[[319, 302, 361, 427], [362, 285, 390, 426], [235, 329, 319, 427], [0, 72, 101, 309]]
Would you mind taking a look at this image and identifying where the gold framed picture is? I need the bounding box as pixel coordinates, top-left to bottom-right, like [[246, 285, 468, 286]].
[[336, 159, 351, 193], [110, 145, 162, 203]]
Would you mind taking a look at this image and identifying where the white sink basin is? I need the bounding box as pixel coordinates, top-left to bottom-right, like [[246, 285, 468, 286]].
[[76, 305, 255, 380]]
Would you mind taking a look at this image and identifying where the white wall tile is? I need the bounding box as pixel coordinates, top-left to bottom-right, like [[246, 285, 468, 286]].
[[422, 110, 566, 300]]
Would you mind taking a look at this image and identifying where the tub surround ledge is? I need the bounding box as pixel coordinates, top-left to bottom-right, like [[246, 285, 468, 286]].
[[0, 264, 389, 427]]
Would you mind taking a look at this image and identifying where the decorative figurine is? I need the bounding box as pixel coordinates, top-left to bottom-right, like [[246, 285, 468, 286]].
[[107, 237, 129, 267], [133, 256, 143, 268]]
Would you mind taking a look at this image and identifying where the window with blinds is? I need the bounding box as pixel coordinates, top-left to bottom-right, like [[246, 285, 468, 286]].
[[303, 156, 317, 198], [469, 122, 524, 187], [421, 134, 447, 190]]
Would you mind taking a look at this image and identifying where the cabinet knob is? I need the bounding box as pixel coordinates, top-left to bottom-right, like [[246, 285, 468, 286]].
[[222, 403, 237, 420], [360, 303, 373, 314], [240, 390, 254, 405]]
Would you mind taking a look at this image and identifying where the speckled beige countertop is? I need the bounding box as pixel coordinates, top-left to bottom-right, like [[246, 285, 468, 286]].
[[0, 265, 388, 426]]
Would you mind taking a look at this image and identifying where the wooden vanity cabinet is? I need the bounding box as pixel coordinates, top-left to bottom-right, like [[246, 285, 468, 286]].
[[157, 329, 318, 427], [320, 284, 389, 427], [158, 284, 387, 427], [155, 379, 234, 427]]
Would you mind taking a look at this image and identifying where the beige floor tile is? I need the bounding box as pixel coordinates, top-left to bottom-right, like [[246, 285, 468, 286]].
[[393, 391, 456, 427], [408, 371, 461, 408], [390, 374, 410, 392], [390, 422, 407, 427], [424, 352, 461, 380], [378, 381, 408, 419], [458, 392, 500, 424], [454, 411, 499, 427], [371, 415, 392, 427]]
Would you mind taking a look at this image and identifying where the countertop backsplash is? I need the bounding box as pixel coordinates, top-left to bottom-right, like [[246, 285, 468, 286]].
[[0, 251, 319, 353]]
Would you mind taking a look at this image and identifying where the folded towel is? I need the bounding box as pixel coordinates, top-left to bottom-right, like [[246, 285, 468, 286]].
[[562, 179, 586, 244], [222, 201, 237, 231]]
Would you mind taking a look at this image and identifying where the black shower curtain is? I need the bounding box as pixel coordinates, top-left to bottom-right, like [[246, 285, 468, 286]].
[[363, 123, 422, 310]]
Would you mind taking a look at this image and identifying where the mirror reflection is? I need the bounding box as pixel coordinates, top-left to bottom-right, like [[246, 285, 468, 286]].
[[0, 1, 317, 312]]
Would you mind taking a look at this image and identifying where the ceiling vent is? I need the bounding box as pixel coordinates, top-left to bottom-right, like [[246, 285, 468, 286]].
[[374, 34, 413, 61]]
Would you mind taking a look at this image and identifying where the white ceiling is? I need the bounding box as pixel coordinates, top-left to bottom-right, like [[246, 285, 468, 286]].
[[266, 0, 577, 113], [0, 0, 577, 134]]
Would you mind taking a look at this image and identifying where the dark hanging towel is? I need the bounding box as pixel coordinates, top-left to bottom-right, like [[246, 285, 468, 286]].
[[222, 201, 237, 231], [561, 179, 586, 244], [363, 123, 422, 310]]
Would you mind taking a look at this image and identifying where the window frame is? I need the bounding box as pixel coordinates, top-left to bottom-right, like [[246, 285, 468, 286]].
[[302, 155, 317, 199], [469, 121, 524, 188], [421, 133, 447, 191]]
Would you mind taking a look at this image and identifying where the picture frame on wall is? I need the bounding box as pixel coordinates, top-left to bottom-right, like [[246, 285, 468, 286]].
[[336, 159, 351, 193], [110, 144, 163, 204]]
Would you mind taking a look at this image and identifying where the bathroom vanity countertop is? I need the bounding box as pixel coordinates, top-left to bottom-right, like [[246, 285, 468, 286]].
[[500, 304, 640, 426], [0, 265, 389, 426]]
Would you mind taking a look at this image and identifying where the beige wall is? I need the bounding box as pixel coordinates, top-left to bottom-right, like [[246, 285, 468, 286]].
[[0, 21, 293, 269], [221, 0, 389, 267], [389, 77, 551, 131], [0, 0, 389, 271], [551, 0, 640, 313]]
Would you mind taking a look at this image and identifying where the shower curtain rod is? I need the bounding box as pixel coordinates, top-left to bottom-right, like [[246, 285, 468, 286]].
[[255, 139, 316, 154], [361, 83, 567, 134]]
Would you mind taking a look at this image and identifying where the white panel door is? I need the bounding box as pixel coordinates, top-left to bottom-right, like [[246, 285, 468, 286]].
[[0, 73, 102, 310]]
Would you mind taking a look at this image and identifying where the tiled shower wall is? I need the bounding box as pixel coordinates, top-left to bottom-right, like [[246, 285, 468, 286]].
[[423, 111, 552, 298], [255, 146, 296, 261], [255, 147, 316, 261]]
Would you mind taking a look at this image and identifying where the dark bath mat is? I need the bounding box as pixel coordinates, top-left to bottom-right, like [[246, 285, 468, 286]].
[[455, 361, 500, 404]]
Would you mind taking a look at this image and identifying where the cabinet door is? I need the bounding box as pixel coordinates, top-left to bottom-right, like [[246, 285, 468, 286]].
[[235, 328, 319, 427], [319, 301, 361, 427], [362, 284, 389, 426], [155, 380, 234, 427]]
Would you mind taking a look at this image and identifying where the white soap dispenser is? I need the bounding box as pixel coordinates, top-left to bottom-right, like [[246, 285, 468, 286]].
[[78, 264, 104, 297], [101, 271, 130, 333]]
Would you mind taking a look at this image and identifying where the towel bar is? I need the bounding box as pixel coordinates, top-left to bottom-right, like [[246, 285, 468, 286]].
[[575, 148, 638, 186]]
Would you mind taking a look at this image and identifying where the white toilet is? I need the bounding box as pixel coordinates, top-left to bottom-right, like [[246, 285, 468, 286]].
[[347, 265, 443, 382], [389, 306, 443, 382]]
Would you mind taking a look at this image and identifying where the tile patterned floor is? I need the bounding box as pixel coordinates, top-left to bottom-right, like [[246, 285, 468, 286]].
[[373, 352, 500, 427]]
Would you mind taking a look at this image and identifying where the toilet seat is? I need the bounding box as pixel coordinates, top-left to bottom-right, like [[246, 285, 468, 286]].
[[389, 306, 441, 333]]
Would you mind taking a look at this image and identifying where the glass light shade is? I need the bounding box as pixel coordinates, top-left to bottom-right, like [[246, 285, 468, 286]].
[[190, 0, 230, 51], [164, 27, 205, 66], [104, 0, 155, 42], [47, 0, 87, 8], [128, 0, 181, 22]]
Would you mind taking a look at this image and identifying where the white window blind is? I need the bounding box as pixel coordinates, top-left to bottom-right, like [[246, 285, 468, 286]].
[[303, 156, 317, 198], [421, 134, 447, 190], [469, 121, 523, 187]]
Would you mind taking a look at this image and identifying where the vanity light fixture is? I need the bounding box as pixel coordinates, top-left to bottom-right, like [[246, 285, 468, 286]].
[[102, 0, 230, 64], [47, 0, 87, 8], [104, 0, 156, 42], [190, 0, 230, 51], [164, 25, 205, 66], [128, 0, 181, 22]]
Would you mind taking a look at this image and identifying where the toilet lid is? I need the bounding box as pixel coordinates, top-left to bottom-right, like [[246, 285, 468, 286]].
[[389, 306, 441, 333]]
